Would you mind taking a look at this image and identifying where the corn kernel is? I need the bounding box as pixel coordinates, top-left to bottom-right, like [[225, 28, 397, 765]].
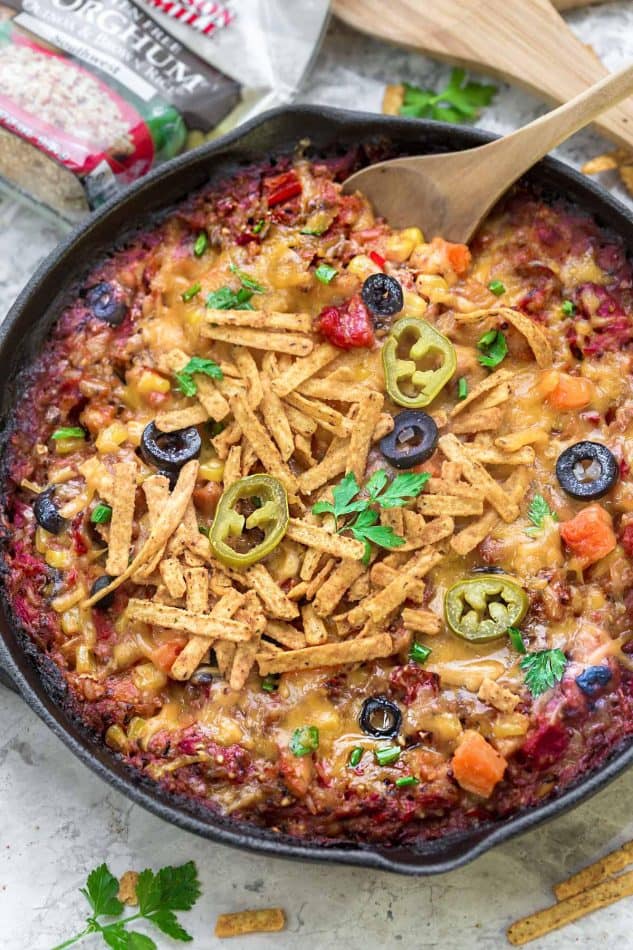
[[35, 526, 50, 554], [127, 716, 148, 743], [416, 273, 451, 303], [199, 460, 225, 482], [113, 640, 145, 670], [105, 724, 129, 753], [385, 227, 423, 263], [132, 662, 168, 693], [75, 644, 96, 674], [61, 607, 81, 635], [493, 713, 530, 738], [125, 419, 146, 447], [137, 370, 170, 395], [96, 421, 128, 454], [45, 547, 72, 570], [346, 254, 381, 281], [402, 289, 428, 318]]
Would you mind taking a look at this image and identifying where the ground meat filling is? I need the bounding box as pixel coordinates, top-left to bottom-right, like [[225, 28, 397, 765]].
[[2, 151, 633, 847]]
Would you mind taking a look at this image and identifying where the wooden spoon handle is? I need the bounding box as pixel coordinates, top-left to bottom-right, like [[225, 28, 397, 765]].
[[333, 0, 633, 151]]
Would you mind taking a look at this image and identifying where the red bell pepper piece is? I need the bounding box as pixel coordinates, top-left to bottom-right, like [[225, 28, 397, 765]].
[[265, 170, 302, 207], [369, 250, 386, 269]]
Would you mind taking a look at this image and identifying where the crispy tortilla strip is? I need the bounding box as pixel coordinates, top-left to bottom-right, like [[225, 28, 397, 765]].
[[223, 445, 242, 489], [346, 390, 384, 483], [417, 494, 483, 517], [441, 461, 462, 482], [478, 677, 520, 713], [349, 549, 443, 626], [202, 324, 313, 356], [185, 566, 209, 613], [169, 567, 214, 680], [158, 346, 230, 421], [260, 373, 294, 461], [230, 591, 265, 690], [426, 478, 482, 499], [450, 369, 513, 417], [214, 908, 286, 939], [313, 559, 366, 617], [204, 308, 312, 333], [400, 513, 454, 550], [298, 440, 348, 494], [212, 419, 242, 460], [271, 343, 339, 397], [439, 433, 519, 523], [256, 633, 394, 675], [300, 548, 324, 583], [241, 442, 258, 475], [381, 507, 404, 536], [125, 598, 250, 640], [285, 404, 318, 437], [465, 444, 535, 466], [298, 377, 369, 402], [451, 407, 504, 435], [159, 558, 187, 599], [370, 563, 425, 604], [230, 392, 298, 496], [284, 391, 351, 438], [301, 603, 329, 645], [196, 376, 230, 422], [232, 346, 263, 409], [170, 501, 211, 562], [286, 518, 365, 560], [479, 381, 511, 410], [105, 461, 137, 576], [286, 580, 309, 601], [240, 563, 299, 620], [455, 306, 552, 368], [294, 433, 316, 467], [555, 842, 633, 901], [131, 475, 171, 582], [265, 620, 306, 650], [495, 428, 548, 452], [401, 607, 442, 635], [347, 571, 370, 602], [450, 467, 530, 555], [155, 405, 208, 433], [507, 869, 633, 946], [304, 557, 335, 601]]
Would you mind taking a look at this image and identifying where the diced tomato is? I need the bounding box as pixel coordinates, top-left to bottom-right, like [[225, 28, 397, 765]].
[[152, 638, 188, 674], [369, 250, 386, 269], [451, 730, 507, 798], [520, 722, 569, 769], [443, 240, 471, 276], [264, 170, 302, 207], [560, 504, 616, 567], [542, 372, 594, 411], [278, 747, 313, 798], [316, 295, 375, 350]]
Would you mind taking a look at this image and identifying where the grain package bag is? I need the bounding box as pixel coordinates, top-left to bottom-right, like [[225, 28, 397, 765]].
[[0, 0, 329, 222]]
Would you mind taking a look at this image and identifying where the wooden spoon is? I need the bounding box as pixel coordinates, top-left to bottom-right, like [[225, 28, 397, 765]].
[[343, 64, 633, 243], [333, 0, 633, 151]]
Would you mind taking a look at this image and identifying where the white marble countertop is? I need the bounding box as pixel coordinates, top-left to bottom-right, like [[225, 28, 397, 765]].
[[2, 4, 633, 948]]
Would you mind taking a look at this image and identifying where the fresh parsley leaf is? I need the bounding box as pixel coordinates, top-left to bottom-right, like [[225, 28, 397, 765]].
[[520, 648, 567, 697], [377, 472, 430, 509], [145, 909, 191, 942], [400, 68, 497, 123], [100, 923, 132, 950], [346, 507, 405, 554], [478, 329, 508, 368], [311, 471, 366, 525], [314, 263, 338, 284], [364, 469, 389, 501], [174, 357, 223, 398], [229, 263, 266, 293], [125, 934, 157, 950], [80, 864, 123, 918], [206, 286, 254, 310], [526, 493, 558, 536]]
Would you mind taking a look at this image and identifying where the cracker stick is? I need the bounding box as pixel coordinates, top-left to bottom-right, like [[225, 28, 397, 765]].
[[214, 908, 286, 939], [507, 869, 633, 946], [301, 603, 328, 645], [230, 392, 298, 496], [256, 633, 394, 674], [554, 841, 633, 901], [439, 433, 519, 523], [312, 559, 366, 617], [125, 598, 250, 640], [204, 308, 312, 332], [202, 324, 313, 356], [155, 405, 208, 432], [270, 343, 339, 397], [346, 389, 384, 483], [449, 368, 513, 417], [105, 461, 137, 576], [286, 518, 365, 560], [451, 407, 504, 435], [260, 373, 294, 461], [230, 591, 266, 690], [284, 391, 352, 438]]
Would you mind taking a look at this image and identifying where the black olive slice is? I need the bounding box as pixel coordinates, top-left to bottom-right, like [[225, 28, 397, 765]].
[[555, 441, 618, 499], [359, 696, 402, 739], [361, 273, 404, 317], [86, 282, 128, 326], [157, 468, 179, 490], [379, 410, 438, 469], [33, 489, 66, 535], [575, 665, 612, 697], [89, 575, 115, 610], [140, 422, 201, 472], [189, 665, 217, 685]]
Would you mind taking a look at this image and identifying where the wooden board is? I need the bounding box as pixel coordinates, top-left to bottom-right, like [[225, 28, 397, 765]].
[[333, 0, 633, 151]]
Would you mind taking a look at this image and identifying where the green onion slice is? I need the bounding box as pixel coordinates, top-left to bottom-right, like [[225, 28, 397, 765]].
[[289, 725, 319, 757], [90, 503, 112, 524], [375, 745, 401, 766], [51, 427, 85, 440], [409, 641, 432, 664]]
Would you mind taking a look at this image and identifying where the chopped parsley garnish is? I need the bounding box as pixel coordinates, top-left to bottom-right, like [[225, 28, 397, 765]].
[[90, 503, 112, 525], [508, 626, 527, 654], [261, 674, 279, 693], [51, 860, 200, 950], [314, 263, 338, 284], [312, 469, 429, 563], [206, 286, 254, 311], [173, 357, 223, 398], [457, 376, 468, 400], [193, 232, 208, 257], [289, 725, 319, 757], [198, 524, 210, 537], [399, 68, 497, 123], [252, 219, 265, 234], [520, 648, 567, 697], [561, 299, 576, 316], [488, 280, 506, 296], [477, 328, 508, 368], [409, 641, 432, 664], [375, 745, 401, 767], [301, 227, 325, 236], [348, 747, 363, 767], [526, 493, 558, 536], [395, 776, 419, 788], [52, 427, 85, 440], [228, 263, 266, 293], [181, 282, 201, 302]]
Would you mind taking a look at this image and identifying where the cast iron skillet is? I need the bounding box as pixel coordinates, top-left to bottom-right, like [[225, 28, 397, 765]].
[[1, 106, 633, 876]]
